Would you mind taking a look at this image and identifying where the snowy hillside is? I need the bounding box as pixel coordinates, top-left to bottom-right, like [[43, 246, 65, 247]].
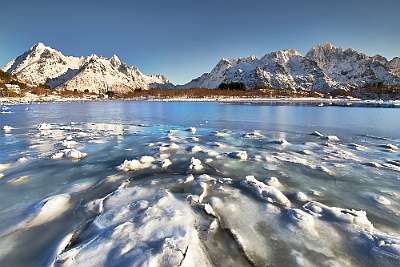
[[2, 43, 173, 92], [181, 43, 400, 91]]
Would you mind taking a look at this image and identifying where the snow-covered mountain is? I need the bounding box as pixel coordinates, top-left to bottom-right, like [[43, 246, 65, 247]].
[[180, 43, 400, 91], [2, 43, 173, 92], [3, 42, 399, 93], [306, 43, 400, 87]]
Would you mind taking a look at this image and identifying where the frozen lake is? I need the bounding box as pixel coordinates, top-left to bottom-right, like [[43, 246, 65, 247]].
[[0, 100, 399, 266]]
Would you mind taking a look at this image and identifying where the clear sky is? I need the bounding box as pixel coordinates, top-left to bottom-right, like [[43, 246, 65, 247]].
[[1, 0, 399, 85]]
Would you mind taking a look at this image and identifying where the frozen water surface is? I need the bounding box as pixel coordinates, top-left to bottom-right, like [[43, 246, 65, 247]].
[[0, 101, 399, 267]]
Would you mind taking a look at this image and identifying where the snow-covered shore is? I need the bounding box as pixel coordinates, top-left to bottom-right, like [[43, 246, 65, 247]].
[[2, 95, 400, 107]]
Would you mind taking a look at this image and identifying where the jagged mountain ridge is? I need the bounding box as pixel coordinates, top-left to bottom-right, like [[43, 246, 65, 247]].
[[180, 43, 400, 91], [2, 43, 173, 92]]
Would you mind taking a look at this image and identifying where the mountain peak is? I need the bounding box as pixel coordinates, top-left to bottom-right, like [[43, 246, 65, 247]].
[[30, 42, 47, 52], [317, 42, 336, 50], [306, 43, 341, 56], [110, 54, 121, 67]]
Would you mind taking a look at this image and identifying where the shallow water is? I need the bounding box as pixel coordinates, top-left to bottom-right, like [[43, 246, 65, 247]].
[[0, 101, 399, 267]]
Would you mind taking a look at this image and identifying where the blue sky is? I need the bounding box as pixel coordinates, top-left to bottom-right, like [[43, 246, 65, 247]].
[[1, 0, 399, 85]]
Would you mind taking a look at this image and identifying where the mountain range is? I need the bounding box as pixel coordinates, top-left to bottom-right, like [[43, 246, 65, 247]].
[[2, 43, 173, 93], [2, 42, 400, 93], [180, 43, 400, 92]]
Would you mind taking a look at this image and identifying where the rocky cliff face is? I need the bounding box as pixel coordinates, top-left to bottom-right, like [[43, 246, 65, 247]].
[[2, 43, 173, 92]]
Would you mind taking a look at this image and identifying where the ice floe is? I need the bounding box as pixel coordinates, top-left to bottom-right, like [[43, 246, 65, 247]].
[[241, 175, 291, 207], [139, 155, 156, 164], [37, 123, 52, 130], [6, 175, 29, 185], [287, 208, 316, 235], [273, 138, 291, 146], [324, 135, 340, 141], [189, 157, 204, 171], [2, 125, 13, 131], [188, 145, 203, 153], [158, 142, 180, 152], [310, 131, 323, 137], [187, 127, 197, 133], [380, 144, 399, 151], [348, 143, 368, 150], [365, 161, 383, 168], [51, 148, 87, 160], [52, 187, 213, 267], [243, 130, 264, 138], [213, 131, 230, 137], [161, 158, 172, 168], [264, 176, 282, 187], [0, 194, 72, 234], [0, 163, 10, 172], [294, 191, 309, 202], [118, 155, 159, 171], [374, 195, 392, 205], [59, 139, 78, 148], [368, 232, 400, 264], [64, 149, 87, 159], [228, 151, 248, 160], [303, 201, 374, 231], [17, 157, 29, 163], [118, 159, 142, 171]]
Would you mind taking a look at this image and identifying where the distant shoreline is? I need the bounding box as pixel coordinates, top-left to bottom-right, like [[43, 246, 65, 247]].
[[1, 96, 400, 107]]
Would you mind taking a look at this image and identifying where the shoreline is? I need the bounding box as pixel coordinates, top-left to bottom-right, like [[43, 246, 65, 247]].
[[1, 95, 400, 106]]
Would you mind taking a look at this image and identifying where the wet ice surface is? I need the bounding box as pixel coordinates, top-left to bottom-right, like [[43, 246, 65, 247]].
[[0, 102, 399, 267]]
